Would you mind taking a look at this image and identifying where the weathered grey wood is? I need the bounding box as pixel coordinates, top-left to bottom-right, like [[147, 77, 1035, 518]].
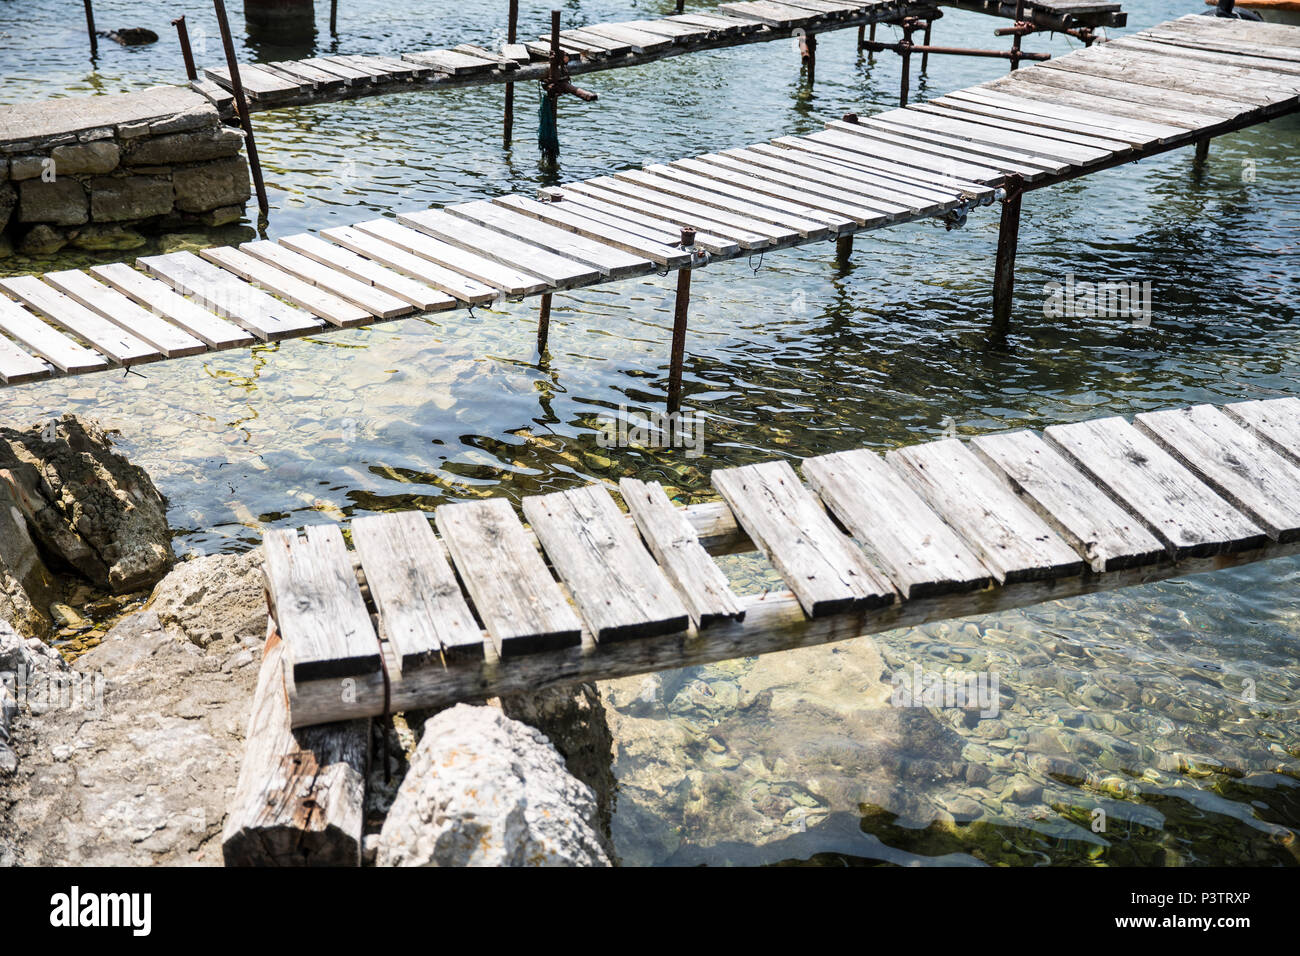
[[909, 102, 1137, 154], [540, 187, 742, 257], [719, 1, 818, 28], [0, 331, 50, 384], [741, 144, 980, 204], [239, 240, 413, 319], [668, 13, 764, 36], [201, 246, 372, 327], [320, 226, 497, 304], [1222, 397, 1300, 466], [1044, 416, 1266, 558], [588, 175, 800, 244], [614, 167, 844, 238], [269, 59, 349, 90], [287, 536, 1300, 728], [833, 117, 1066, 177], [351, 511, 484, 666], [933, 93, 1163, 149], [996, 70, 1235, 129], [446, 200, 655, 278], [712, 460, 894, 616], [402, 49, 499, 75], [434, 498, 583, 656], [501, 43, 533, 63], [711, 149, 928, 215], [560, 180, 776, 250], [768, 137, 996, 198], [619, 478, 745, 627], [1108, 37, 1300, 79], [276, 233, 456, 312], [971, 429, 1165, 572], [138, 252, 323, 341], [299, 57, 371, 82], [263, 525, 381, 682], [0, 276, 160, 366], [493, 195, 692, 268], [804, 129, 1005, 184], [1037, 54, 1284, 111], [89, 262, 255, 349], [887, 438, 1085, 583], [522, 484, 690, 642], [803, 448, 992, 599], [579, 23, 676, 53], [398, 208, 603, 288], [353, 218, 549, 297], [222, 635, 369, 867], [872, 107, 1111, 166], [942, 87, 1187, 143], [1135, 404, 1300, 543], [42, 270, 207, 358]]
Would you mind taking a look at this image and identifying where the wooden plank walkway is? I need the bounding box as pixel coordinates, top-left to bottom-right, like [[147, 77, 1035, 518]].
[[263, 396, 1300, 727], [198, 0, 1127, 112], [0, 15, 1293, 389]]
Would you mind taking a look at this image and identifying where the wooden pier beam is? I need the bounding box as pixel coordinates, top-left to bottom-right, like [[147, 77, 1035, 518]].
[[222, 631, 370, 866], [989, 174, 1024, 345], [667, 228, 696, 414]]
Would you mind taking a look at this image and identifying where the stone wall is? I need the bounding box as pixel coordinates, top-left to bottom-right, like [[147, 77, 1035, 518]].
[[0, 86, 251, 259]]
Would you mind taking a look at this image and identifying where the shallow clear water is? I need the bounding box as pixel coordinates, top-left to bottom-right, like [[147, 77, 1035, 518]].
[[1, 0, 1297, 865]]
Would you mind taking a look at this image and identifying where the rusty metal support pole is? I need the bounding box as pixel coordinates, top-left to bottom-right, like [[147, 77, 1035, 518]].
[[330, 0, 338, 35], [667, 228, 696, 414], [1010, 0, 1025, 72], [989, 175, 1024, 345], [836, 233, 853, 264], [84, 0, 98, 60], [542, 9, 562, 162], [173, 17, 198, 81], [214, 0, 270, 219], [802, 33, 817, 85], [1195, 137, 1210, 164], [504, 0, 518, 146], [537, 293, 553, 352], [921, 20, 932, 73], [899, 32, 912, 106]]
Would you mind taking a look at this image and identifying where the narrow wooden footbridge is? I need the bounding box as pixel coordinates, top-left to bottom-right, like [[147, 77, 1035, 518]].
[[0, 14, 1295, 388], [266, 396, 1300, 728], [198, 0, 1127, 112]]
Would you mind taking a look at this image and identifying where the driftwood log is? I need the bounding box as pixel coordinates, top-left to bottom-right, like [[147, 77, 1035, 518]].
[[222, 630, 370, 866]]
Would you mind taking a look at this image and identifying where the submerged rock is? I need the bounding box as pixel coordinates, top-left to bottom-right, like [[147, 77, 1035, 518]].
[[0, 414, 173, 593], [376, 704, 610, 867]]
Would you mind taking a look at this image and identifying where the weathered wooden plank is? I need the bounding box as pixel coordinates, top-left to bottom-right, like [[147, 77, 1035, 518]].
[[0, 331, 51, 384], [803, 129, 1005, 184], [740, 144, 979, 205], [769, 137, 996, 198], [350, 511, 484, 666], [887, 438, 1085, 584], [540, 187, 743, 258], [589, 175, 800, 244], [1044, 416, 1266, 557], [204, 63, 302, 97], [718, 1, 819, 28], [298, 56, 371, 82], [579, 23, 676, 53], [872, 107, 1112, 166], [673, 155, 898, 227], [358, 218, 551, 296], [201, 246, 373, 327], [996, 69, 1237, 128], [1221, 397, 1300, 466], [263, 524, 381, 681], [269, 59, 349, 91], [1135, 404, 1300, 543], [522, 484, 690, 642], [650, 160, 863, 228], [712, 460, 894, 616], [398, 209, 603, 289], [138, 252, 323, 341], [501, 43, 533, 64], [43, 270, 207, 358], [1036, 55, 1284, 111], [908, 102, 1137, 154], [239, 240, 413, 319], [89, 262, 255, 350], [0, 276, 160, 366], [493, 195, 692, 268], [832, 117, 1067, 177], [941, 87, 1188, 143], [713, 148, 935, 214], [446, 200, 655, 278], [933, 92, 1166, 149], [614, 167, 843, 238], [402, 49, 499, 75], [434, 498, 583, 656], [668, 12, 764, 36], [319, 226, 497, 305], [222, 634, 368, 867], [559, 180, 775, 250], [619, 478, 745, 627], [802, 448, 991, 599], [276, 233, 456, 313], [971, 429, 1165, 572], [1108, 36, 1300, 79]]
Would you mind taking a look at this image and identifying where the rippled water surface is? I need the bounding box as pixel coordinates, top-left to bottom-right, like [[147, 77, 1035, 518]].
[[1, 0, 1297, 865]]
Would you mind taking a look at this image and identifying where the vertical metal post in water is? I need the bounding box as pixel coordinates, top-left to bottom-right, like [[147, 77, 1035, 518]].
[[84, 0, 98, 60], [676, 0, 685, 13], [1195, 137, 1210, 165], [989, 175, 1024, 345], [836, 234, 854, 264], [667, 228, 696, 414], [921, 19, 932, 73], [1009, 0, 1025, 72], [173, 16, 198, 81], [214, 0, 270, 219], [504, 0, 518, 146], [899, 22, 914, 107], [802, 33, 817, 86], [330, 0, 338, 35], [537, 293, 553, 352]]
